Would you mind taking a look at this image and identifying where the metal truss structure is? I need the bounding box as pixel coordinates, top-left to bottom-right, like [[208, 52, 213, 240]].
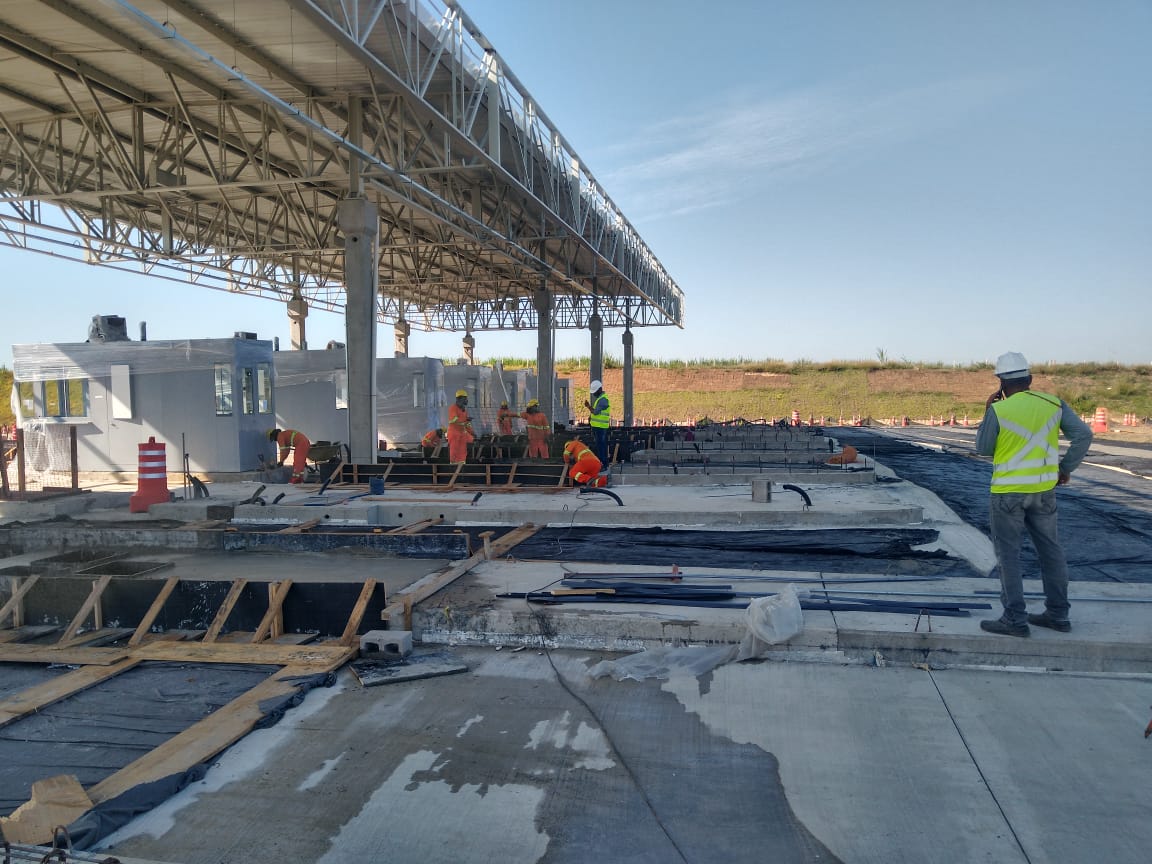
[[0, 0, 684, 334]]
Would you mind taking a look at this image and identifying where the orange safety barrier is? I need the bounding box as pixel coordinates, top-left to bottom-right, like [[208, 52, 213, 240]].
[[1092, 407, 1109, 433], [129, 436, 170, 513]]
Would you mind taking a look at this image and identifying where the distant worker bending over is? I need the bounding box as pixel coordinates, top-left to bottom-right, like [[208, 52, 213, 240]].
[[585, 379, 611, 466], [563, 438, 608, 488], [447, 389, 476, 464], [421, 428, 445, 460], [496, 401, 515, 436], [269, 427, 310, 484], [975, 351, 1093, 637], [520, 399, 551, 459]]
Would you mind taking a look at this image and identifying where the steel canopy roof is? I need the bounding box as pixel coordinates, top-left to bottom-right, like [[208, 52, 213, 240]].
[[0, 0, 684, 334]]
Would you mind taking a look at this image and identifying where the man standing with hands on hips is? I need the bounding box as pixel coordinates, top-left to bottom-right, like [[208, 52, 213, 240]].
[[976, 352, 1093, 637], [585, 379, 610, 467]]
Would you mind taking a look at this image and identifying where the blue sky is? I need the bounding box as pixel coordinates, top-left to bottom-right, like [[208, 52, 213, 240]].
[[2, 0, 1149, 367]]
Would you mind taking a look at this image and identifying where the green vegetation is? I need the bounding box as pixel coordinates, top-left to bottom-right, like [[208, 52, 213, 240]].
[[0, 367, 11, 427]]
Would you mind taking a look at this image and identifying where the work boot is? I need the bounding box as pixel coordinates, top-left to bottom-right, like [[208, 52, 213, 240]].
[[980, 617, 1030, 637], [1027, 612, 1071, 632]]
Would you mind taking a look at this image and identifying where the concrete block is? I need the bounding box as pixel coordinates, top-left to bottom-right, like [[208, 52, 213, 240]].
[[752, 478, 773, 502], [360, 629, 413, 659]]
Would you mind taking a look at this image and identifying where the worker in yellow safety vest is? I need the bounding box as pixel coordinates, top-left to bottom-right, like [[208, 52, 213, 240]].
[[974, 351, 1093, 637], [585, 379, 610, 465]]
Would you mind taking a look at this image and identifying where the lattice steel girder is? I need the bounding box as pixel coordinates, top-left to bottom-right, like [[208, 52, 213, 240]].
[[0, 0, 684, 334]]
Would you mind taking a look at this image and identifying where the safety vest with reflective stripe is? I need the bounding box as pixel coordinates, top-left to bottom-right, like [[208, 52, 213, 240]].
[[589, 393, 610, 429], [990, 391, 1062, 493]]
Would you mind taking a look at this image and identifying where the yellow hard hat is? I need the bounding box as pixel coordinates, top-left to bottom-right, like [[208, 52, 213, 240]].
[[455, 389, 467, 398], [527, 399, 539, 408], [501, 400, 508, 407]]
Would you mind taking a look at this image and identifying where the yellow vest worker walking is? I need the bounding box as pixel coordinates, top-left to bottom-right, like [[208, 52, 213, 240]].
[[563, 439, 607, 488], [447, 390, 475, 464], [269, 428, 311, 484]]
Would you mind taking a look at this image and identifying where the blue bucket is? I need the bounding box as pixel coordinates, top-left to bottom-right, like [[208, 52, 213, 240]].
[[369, 477, 385, 495]]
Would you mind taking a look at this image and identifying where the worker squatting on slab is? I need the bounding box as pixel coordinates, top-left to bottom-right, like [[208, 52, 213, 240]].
[[421, 428, 445, 460], [563, 438, 607, 487], [269, 428, 310, 484]]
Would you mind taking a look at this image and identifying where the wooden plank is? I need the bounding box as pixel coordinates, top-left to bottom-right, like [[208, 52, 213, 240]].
[[0, 644, 128, 665], [130, 641, 354, 666], [56, 575, 113, 646], [0, 625, 60, 644], [380, 523, 541, 627], [202, 579, 247, 643], [505, 463, 518, 486], [58, 627, 135, 649], [340, 579, 379, 646], [87, 660, 349, 806], [385, 516, 443, 535], [251, 580, 293, 643], [0, 657, 141, 729], [128, 575, 180, 647], [0, 573, 39, 625], [444, 462, 463, 491], [277, 519, 322, 534]]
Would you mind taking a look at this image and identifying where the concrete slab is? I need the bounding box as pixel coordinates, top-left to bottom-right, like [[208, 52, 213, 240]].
[[93, 650, 1152, 864]]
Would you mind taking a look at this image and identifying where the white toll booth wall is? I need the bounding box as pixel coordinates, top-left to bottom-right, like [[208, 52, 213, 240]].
[[272, 348, 348, 446], [11, 336, 275, 474], [443, 363, 495, 435], [376, 357, 447, 448]]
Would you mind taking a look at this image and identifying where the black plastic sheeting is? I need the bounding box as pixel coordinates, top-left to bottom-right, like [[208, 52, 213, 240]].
[[0, 661, 334, 849], [515, 526, 982, 578], [832, 429, 1152, 583], [0, 664, 69, 700]]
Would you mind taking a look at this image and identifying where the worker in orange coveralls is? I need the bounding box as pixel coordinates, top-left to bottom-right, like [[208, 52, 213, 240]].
[[563, 438, 607, 487], [520, 399, 551, 458], [421, 428, 445, 460], [269, 428, 310, 484], [447, 389, 475, 464], [496, 401, 515, 436]]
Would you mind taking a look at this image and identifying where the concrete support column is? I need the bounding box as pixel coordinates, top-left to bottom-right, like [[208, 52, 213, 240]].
[[589, 311, 603, 387], [622, 326, 634, 427], [462, 332, 476, 365], [339, 197, 379, 463], [394, 319, 410, 358], [534, 284, 554, 428], [288, 288, 308, 350]]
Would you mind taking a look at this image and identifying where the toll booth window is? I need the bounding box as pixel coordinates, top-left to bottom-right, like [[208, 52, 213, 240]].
[[16, 381, 38, 416], [560, 386, 570, 408], [412, 373, 425, 408], [334, 370, 348, 410], [256, 363, 273, 414], [241, 367, 255, 414], [43, 379, 88, 418], [214, 364, 233, 416]]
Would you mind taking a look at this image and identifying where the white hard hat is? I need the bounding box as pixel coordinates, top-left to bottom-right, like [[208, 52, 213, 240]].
[[994, 351, 1030, 379], [589, 379, 603, 392]]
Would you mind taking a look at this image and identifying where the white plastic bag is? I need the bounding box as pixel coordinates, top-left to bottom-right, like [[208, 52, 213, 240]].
[[736, 584, 805, 660]]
